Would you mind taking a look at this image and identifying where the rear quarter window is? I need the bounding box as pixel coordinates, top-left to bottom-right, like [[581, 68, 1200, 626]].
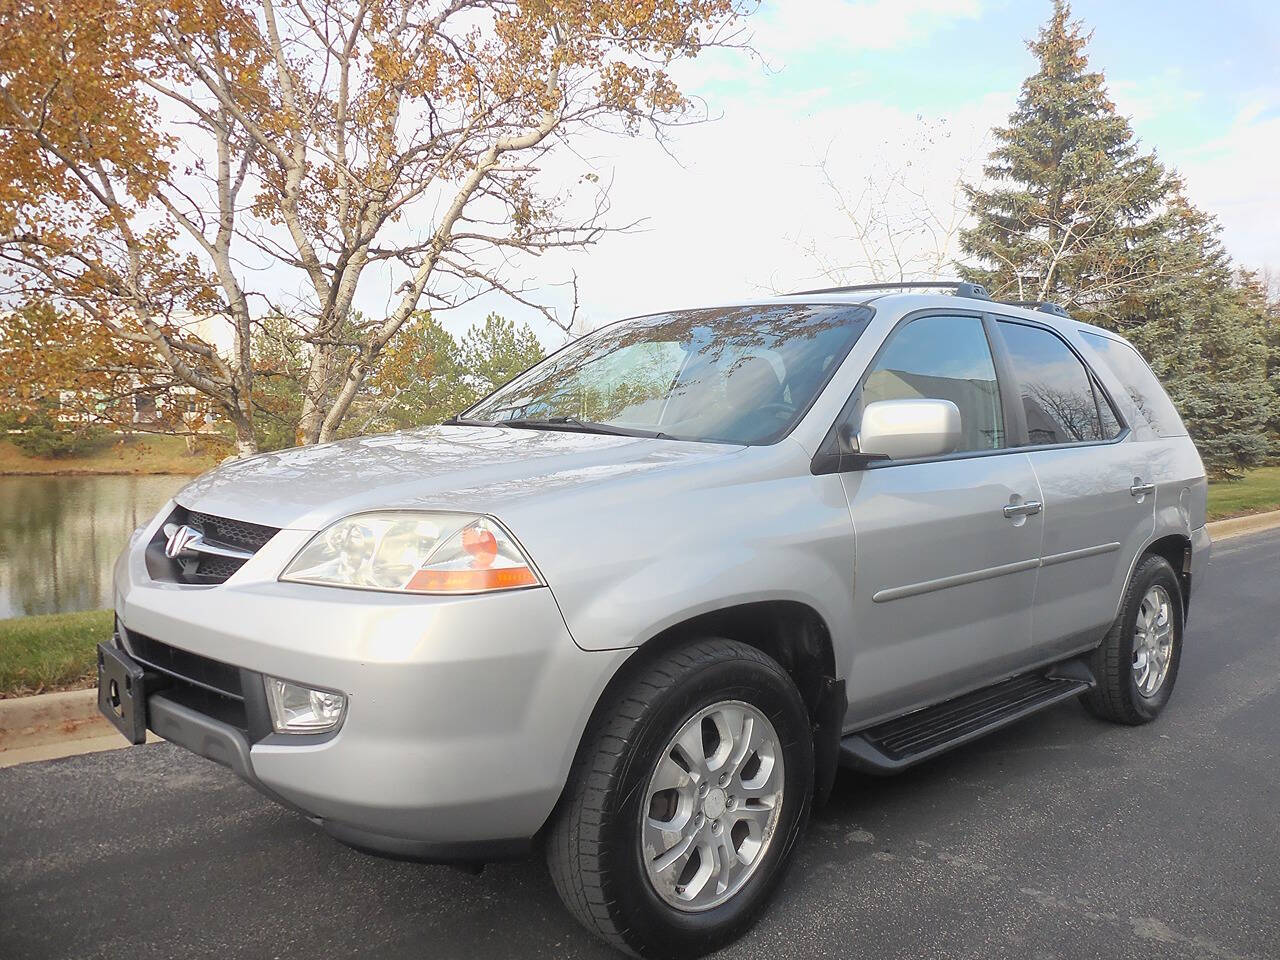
[[1079, 332, 1187, 438]]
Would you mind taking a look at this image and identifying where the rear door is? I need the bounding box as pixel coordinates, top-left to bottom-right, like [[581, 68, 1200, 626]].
[[837, 312, 1045, 726], [991, 317, 1155, 658]]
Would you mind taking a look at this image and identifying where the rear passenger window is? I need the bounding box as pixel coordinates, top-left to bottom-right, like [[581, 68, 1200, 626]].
[[1095, 381, 1123, 439], [862, 314, 1005, 452], [997, 321, 1103, 445], [1080, 331, 1187, 437]]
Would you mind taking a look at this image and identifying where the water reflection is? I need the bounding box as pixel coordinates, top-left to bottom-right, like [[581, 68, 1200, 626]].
[[0, 475, 187, 619]]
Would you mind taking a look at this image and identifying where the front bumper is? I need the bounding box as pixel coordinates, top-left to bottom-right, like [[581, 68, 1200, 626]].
[[111, 516, 630, 858]]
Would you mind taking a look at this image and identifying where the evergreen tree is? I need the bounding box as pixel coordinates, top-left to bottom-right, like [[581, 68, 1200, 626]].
[[1259, 272, 1280, 446], [459, 313, 546, 395], [959, 0, 1169, 317], [961, 0, 1275, 476], [1117, 189, 1274, 477], [363, 312, 472, 431]]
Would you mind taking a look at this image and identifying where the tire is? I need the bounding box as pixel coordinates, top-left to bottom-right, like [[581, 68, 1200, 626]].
[[546, 638, 814, 958], [1082, 554, 1184, 725]]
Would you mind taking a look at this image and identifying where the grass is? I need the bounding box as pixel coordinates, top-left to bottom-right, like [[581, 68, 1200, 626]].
[[0, 434, 223, 476], [0, 609, 113, 698], [1206, 466, 1280, 522]]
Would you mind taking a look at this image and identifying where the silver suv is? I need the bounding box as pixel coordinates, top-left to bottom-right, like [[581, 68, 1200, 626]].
[[99, 283, 1209, 957]]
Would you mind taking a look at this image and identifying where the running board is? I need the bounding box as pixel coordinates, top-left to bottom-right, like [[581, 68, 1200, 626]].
[[839, 659, 1095, 774]]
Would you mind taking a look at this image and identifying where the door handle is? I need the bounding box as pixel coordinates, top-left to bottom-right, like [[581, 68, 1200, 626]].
[[1130, 480, 1156, 498], [1003, 500, 1043, 518]]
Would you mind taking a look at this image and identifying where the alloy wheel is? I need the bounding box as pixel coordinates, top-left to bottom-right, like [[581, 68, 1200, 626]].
[[639, 700, 785, 912], [1132, 584, 1175, 697]]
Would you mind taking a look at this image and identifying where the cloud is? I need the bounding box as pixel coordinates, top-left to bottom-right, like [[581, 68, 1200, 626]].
[[414, 84, 1014, 345], [1175, 99, 1280, 271], [754, 0, 985, 55]]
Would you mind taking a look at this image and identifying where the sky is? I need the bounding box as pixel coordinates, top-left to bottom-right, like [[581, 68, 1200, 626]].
[[428, 0, 1280, 347]]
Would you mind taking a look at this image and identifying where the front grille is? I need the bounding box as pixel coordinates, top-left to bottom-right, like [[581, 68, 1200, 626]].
[[121, 625, 250, 732], [185, 510, 278, 554], [146, 505, 280, 585]]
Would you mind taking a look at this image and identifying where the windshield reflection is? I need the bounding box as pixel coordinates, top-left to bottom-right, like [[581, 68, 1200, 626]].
[[464, 304, 874, 445]]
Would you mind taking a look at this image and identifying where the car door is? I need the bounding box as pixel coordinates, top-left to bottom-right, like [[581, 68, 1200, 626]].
[[837, 312, 1046, 727], [992, 317, 1155, 659]]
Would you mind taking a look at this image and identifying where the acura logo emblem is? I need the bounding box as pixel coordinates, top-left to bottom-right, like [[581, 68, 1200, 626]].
[[164, 524, 203, 559]]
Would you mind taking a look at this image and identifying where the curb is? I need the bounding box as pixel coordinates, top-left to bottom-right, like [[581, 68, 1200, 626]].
[[1205, 509, 1280, 541], [0, 687, 109, 752]]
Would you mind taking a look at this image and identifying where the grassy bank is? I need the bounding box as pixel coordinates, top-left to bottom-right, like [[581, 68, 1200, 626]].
[[0, 609, 113, 698], [0, 434, 222, 476], [1207, 466, 1280, 522]]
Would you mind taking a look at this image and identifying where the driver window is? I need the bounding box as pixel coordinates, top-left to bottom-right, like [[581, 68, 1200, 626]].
[[862, 314, 1006, 452]]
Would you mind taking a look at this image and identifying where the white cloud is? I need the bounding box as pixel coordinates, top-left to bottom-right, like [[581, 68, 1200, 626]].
[[1175, 101, 1280, 272], [420, 77, 1013, 346], [753, 0, 984, 55]]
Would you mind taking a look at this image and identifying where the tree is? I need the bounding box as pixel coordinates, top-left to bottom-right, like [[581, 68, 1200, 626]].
[[959, 0, 1170, 315], [458, 312, 545, 395], [1260, 268, 1280, 448], [333, 310, 543, 435], [359, 311, 470, 432], [960, 0, 1275, 476], [2, 0, 751, 455], [0, 299, 187, 433], [788, 119, 970, 290], [1117, 190, 1274, 477]]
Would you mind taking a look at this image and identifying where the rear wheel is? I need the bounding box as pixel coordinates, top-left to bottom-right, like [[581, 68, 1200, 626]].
[[546, 638, 813, 958], [1083, 554, 1184, 725]]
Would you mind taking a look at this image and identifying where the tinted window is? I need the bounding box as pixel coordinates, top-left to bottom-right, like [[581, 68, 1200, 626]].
[[1081, 331, 1186, 437], [465, 304, 873, 445], [1095, 381, 1123, 439], [862, 314, 1005, 452], [997, 321, 1103, 445]]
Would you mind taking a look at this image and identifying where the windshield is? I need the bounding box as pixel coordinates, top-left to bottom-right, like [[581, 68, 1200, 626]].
[[462, 303, 874, 444]]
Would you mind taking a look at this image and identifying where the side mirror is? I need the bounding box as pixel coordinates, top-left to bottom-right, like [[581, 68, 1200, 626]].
[[857, 399, 962, 461]]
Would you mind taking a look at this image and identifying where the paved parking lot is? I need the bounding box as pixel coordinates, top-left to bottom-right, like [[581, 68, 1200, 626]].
[[2, 529, 1278, 960]]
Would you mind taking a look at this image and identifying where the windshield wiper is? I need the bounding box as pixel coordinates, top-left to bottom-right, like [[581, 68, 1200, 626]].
[[498, 416, 671, 440], [446, 413, 671, 439], [442, 415, 500, 427]]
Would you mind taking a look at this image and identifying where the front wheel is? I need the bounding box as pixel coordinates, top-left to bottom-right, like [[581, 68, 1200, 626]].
[[546, 638, 813, 958]]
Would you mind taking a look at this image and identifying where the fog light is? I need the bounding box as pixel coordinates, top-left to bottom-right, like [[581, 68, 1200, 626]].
[[265, 677, 347, 734]]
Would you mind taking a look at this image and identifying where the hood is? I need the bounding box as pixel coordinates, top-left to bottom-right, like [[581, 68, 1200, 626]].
[[175, 425, 742, 530]]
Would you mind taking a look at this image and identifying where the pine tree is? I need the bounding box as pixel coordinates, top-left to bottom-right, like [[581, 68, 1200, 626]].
[[1118, 189, 1274, 477], [959, 0, 1168, 317], [459, 314, 546, 395], [961, 0, 1275, 476]]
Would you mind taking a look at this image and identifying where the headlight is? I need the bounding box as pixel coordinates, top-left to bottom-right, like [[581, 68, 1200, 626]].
[[279, 511, 541, 594], [265, 676, 346, 733]]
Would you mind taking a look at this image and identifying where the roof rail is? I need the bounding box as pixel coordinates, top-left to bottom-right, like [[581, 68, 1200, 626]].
[[1002, 300, 1071, 319], [787, 280, 991, 301]]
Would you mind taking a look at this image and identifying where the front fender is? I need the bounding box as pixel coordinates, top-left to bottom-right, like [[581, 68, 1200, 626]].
[[559, 541, 854, 653]]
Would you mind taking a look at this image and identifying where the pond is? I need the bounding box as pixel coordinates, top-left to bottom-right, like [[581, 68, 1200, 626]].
[[0, 475, 190, 620]]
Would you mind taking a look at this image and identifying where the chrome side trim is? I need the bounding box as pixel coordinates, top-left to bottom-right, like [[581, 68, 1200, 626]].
[[872, 558, 1040, 603], [1040, 541, 1121, 568], [873, 541, 1123, 603]]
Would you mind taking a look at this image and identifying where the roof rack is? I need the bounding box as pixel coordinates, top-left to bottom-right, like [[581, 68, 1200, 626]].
[[1002, 300, 1071, 319], [786, 280, 991, 301]]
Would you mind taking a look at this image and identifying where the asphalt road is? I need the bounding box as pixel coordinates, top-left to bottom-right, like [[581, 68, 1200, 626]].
[[3, 529, 1278, 960]]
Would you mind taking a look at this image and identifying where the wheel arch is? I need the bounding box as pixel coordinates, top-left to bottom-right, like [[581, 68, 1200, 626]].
[[1134, 532, 1193, 614], [544, 599, 846, 843]]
